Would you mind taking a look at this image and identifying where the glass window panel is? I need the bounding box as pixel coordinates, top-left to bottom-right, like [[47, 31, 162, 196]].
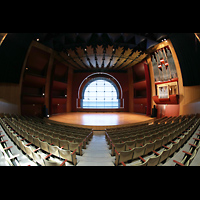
[[97, 86, 104, 91], [105, 87, 113, 92], [89, 87, 97, 92], [89, 81, 97, 87], [104, 81, 112, 87], [82, 78, 120, 109], [97, 91, 104, 97]]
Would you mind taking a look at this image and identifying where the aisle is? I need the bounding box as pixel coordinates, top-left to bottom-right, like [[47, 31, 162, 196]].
[[77, 131, 115, 166]]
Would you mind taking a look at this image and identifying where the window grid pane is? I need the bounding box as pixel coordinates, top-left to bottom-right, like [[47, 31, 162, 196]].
[[82, 79, 119, 109]]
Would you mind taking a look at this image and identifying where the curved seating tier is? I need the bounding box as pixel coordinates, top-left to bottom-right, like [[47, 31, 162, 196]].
[[0, 115, 93, 166], [106, 115, 200, 166]]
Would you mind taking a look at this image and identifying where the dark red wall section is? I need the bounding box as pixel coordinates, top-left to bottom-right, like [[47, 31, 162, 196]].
[[71, 72, 129, 112]]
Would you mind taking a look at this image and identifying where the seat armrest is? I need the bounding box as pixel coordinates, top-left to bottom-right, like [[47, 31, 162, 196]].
[[0, 140, 8, 143], [171, 140, 177, 143], [72, 149, 77, 155], [173, 160, 185, 166], [60, 159, 68, 166], [0, 135, 5, 138], [44, 153, 52, 159], [162, 145, 170, 149], [25, 142, 32, 146], [139, 156, 146, 162], [189, 143, 197, 147], [182, 150, 192, 156], [4, 146, 13, 150], [115, 149, 120, 155], [33, 147, 40, 152], [121, 161, 126, 166], [153, 150, 160, 156], [78, 142, 82, 147]]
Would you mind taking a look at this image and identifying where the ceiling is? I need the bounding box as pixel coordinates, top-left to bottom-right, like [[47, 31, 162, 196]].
[[36, 33, 169, 71], [0, 33, 169, 83], [1, 33, 199, 86]]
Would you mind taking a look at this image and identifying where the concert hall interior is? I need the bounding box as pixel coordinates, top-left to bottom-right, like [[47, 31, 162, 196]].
[[0, 33, 200, 166]]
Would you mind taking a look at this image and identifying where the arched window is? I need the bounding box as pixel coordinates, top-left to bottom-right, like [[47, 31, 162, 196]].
[[81, 77, 120, 109]]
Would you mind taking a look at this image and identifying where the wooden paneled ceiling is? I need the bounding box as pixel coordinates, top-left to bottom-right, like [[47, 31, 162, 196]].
[[36, 33, 169, 71], [59, 45, 147, 71]]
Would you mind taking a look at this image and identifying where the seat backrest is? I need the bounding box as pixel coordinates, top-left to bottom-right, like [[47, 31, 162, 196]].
[[44, 135, 51, 144], [32, 152, 44, 166], [159, 148, 171, 163], [169, 140, 180, 156], [40, 141, 49, 153], [144, 142, 155, 155], [132, 145, 146, 160], [28, 134, 34, 143], [59, 148, 71, 160], [144, 135, 152, 144], [33, 137, 41, 147], [115, 143, 126, 153], [74, 138, 83, 144], [66, 136, 75, 142], [125, 140, 136, 151], [59, 139, 69, 150], [135, 138, 144, 147], [51, 137, 59, 146], [162, 135, 170, 146], [48, 145, 59, 157], [59, 134, 66, 140], [112, 138, 121, 144], [18, 139, 25, 153], [38, 132, 44, 140], [24, 145, 33, 159], [69, 142, 79, 152], [154, 138, 163, 150], [43, 158, 61, 166], [119, 149, 134, 163], [147, 153, 162, 166]]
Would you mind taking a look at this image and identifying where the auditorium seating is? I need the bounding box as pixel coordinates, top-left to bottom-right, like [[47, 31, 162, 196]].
[[1, 113, 200, 166], [0, 114, 93, 166], [106, 114, 200, 166]]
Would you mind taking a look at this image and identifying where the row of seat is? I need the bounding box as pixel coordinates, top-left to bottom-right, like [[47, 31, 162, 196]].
[[12, 121, 87, 150], [105, 116, 184, 136], [0, 117, 78, 165], [167, 122, 200, 166], [11, 116, 93, 143], [14, 114, 91, 135], [106, 115, 186, 141], [4, 117, 84, 156], [113, 116, 199, 166], [18, 119, 90, 136], [0, 128, 20, 166], [107, 122, 185, 150], [4, 116, 93, 155], [108, 118, 191, 156]]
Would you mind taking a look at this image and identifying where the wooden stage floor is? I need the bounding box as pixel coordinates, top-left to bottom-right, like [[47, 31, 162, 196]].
[[49, 112, 153, 130]]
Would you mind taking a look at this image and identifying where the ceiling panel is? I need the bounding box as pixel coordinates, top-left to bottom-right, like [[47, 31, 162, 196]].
[[36, 33, 169, 71]]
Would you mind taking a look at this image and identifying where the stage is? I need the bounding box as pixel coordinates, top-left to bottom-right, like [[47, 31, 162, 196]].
[[48, 112, 154, 130]]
